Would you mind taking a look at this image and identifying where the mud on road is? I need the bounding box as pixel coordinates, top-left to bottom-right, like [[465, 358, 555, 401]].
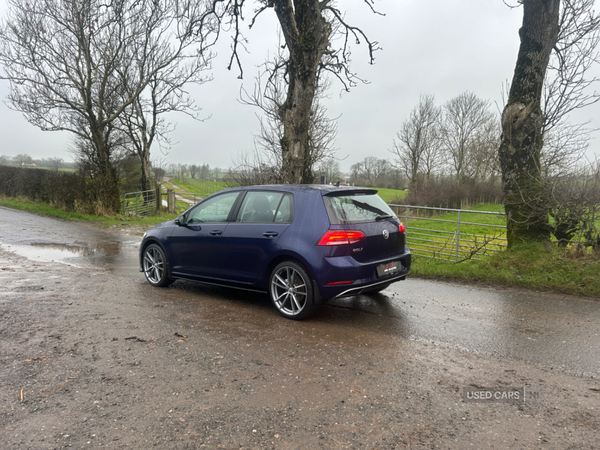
[[1, 227, 600, 449]]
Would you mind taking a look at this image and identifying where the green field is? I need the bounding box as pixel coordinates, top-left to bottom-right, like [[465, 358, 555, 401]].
[[171, 179, 229, 197], [370, 187, 409, 203]]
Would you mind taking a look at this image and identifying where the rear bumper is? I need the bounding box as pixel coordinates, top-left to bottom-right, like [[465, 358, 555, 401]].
[[329, 271, 409, 299], [314, 249, 411, 300]]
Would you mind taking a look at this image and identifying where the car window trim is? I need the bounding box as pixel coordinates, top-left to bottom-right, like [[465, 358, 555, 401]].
[[226, 190, 246, 222]]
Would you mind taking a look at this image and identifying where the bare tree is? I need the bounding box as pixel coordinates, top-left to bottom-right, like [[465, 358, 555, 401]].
[[13, 154, 33, 166], [43, 157, 64, 171], [153, 166, 166, 182], [361, 157, 379, 186], [0, 0, 215, 212], [178, 165, 188, 181], [205, 0, 379, 184], [543, 0, 600, 133], [540, 0, 600, 238], [542, 121, 591, 177], [467, 119, 501, 184], [351, 156, 390, 187], [391, 94, 441, 191], [118, 49, 213, 194], [240, 53, 339, 182], [189, 165, 200, 180], [349, 162, 362, 186], [315, 158, 342, 185], [227, 150, 283, 186], [164, 164, 176, 178], [546, 158, 600, 246], [200, 165, 211, 181], [441, 92, 496, 187]]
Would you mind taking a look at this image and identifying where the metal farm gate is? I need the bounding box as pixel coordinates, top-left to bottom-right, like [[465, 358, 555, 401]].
[[122, 189, 157, 216], [390, 204, 507, 262]]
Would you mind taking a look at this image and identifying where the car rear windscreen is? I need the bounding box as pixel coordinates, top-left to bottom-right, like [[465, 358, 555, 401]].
[[324, 193, 397, 224]]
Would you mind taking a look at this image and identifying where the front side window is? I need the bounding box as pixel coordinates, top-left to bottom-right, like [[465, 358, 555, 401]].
[[324, 193, 396, 224], [186, 191, 240, 224]]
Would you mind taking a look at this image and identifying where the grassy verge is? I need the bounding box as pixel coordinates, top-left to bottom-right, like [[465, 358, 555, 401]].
[[0, 197, 176, 229], [411, 242, 600, 298]]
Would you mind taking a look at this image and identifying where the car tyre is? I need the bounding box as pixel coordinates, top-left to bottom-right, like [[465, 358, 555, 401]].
[[269, 261, 317, 320], [142, 243, 173, 287]]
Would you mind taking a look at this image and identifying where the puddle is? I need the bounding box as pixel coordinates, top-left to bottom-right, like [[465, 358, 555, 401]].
[[0, 240, 139, 272], [1, 242, 91, 266]]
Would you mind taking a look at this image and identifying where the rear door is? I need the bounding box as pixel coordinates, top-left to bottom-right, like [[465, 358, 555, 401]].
[[220, 191, 294, 284]]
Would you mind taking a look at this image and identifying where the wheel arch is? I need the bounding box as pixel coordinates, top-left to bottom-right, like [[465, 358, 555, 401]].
[[140, 238, 173, 281], [264, 253, 323, 305], [265, 253, 312, 283]]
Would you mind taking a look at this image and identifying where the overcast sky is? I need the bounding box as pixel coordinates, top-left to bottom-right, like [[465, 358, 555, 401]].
[[1, 0, 599, 173]]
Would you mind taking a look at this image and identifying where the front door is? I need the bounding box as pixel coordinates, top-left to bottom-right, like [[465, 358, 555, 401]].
[[168, 191, 240, 280]]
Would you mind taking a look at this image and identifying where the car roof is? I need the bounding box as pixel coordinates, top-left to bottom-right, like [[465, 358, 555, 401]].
[[225, 184, 378, 196]]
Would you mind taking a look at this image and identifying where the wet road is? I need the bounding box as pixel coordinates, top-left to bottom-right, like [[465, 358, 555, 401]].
[[0, 206, 140, 274], [1, 206, 599, 378]]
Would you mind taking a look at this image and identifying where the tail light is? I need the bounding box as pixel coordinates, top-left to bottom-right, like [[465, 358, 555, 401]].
[[317, 230, 366, 246], [399, 222, 406, 234], [326, 280, 355, 286]]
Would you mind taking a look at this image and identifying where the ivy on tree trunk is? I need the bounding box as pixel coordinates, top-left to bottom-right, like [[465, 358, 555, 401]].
[[499, 0, 560, 248], [273, 0, 332, 184]]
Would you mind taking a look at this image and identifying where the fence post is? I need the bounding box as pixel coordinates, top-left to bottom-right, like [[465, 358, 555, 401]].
[[167, 189, 176, 214], [455, 210, 462, 262], [155, 185, 160, 212]]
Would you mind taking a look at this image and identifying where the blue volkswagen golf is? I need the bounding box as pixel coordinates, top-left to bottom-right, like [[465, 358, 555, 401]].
[[140, 185, 411, 320]]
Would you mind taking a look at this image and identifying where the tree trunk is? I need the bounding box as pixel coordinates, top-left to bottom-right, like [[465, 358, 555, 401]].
[[140, 151, 151, 193], [273, 0, 331, 184], [499, 0, 560, 248], [89, 121, 121, 214], [97, 144, 121, 214]]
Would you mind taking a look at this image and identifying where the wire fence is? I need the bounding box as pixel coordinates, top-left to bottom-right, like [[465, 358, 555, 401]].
[[390, 204, 507, 262]]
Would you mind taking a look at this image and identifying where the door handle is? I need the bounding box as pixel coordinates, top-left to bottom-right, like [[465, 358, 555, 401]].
[[210, 230, 223, 236], [263, 231, 279, 237]]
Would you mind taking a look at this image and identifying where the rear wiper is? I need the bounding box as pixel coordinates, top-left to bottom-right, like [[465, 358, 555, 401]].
[[375, 214, 393, 221]]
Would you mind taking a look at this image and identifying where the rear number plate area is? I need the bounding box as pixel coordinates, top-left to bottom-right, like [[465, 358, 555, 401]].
[[377, 261, 402, 277]]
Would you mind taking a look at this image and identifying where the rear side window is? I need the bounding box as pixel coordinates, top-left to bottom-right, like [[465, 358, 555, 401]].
[[235, 191, 294, 223], [324, 193, 396, 224], [274, 194, 294, 223]]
